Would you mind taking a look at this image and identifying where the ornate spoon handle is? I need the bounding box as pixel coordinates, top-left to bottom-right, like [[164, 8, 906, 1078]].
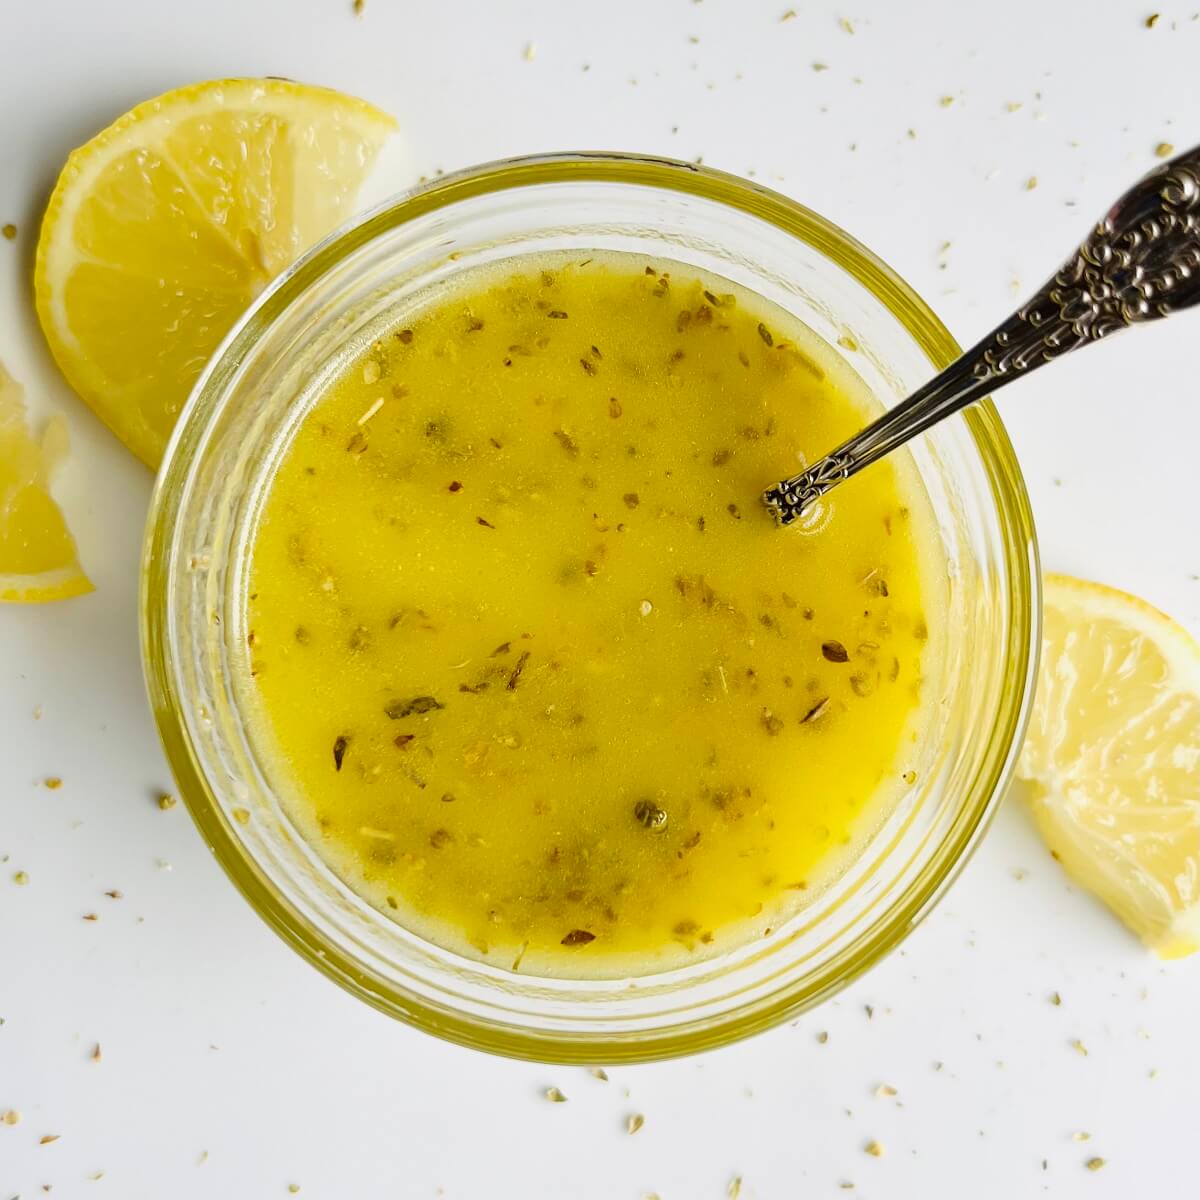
[[763, 145, 1200, 525]]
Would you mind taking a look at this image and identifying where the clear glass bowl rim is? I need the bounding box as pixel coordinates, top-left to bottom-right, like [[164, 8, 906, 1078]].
[[141, 150, 1040, 1061]]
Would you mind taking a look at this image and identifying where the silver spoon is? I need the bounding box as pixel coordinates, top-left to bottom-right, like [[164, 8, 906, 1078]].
[[762, 145, 1200, 525]]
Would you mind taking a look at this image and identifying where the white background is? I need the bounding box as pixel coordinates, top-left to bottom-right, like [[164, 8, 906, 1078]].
[[2, 1, 1199, 1196]]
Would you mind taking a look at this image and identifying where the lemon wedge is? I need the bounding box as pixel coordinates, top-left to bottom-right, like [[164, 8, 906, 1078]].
[[34, 79, 396, 467], [0, 363, 92, 603], [1018, 573, 1200, 957]]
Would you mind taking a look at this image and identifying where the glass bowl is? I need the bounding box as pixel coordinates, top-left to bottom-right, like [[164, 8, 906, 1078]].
[[141, 152, 1039, 1063]]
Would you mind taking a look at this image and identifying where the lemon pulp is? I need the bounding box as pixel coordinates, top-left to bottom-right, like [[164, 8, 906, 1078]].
[[1019, 573, 1200, 957], [0, 364, 91, 604], [35, 78, 396, 466]]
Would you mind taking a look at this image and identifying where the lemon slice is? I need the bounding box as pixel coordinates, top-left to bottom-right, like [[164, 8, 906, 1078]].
[[1018, 573, 1200, 957], [34, 79, 397, 467], [0, 364, 92, 603]]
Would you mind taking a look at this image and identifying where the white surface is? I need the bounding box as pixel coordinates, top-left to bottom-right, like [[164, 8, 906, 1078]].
[[2, 1, 1198, 1196]]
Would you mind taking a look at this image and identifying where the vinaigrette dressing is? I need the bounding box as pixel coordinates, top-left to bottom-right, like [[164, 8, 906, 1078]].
[[243, 251, 942, 976]]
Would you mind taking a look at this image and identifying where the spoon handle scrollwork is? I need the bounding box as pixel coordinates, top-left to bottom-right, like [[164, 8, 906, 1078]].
[[763, 145, 1200, 526]]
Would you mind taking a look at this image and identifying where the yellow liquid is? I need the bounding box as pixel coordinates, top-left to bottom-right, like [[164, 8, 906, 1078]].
[[244, 252, 941, 976]]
